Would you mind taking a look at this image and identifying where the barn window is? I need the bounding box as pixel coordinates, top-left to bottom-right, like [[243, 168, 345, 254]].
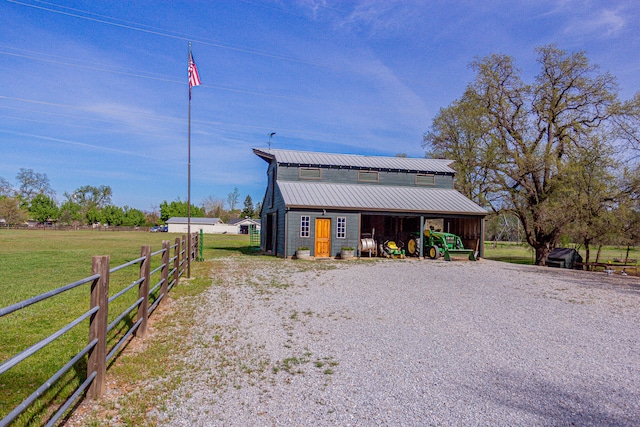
[[299, 167, 321, 179], [358, 170, 379, 182], [337, 217, 346, 239], [416, 174, 435, 185], [300, 215, 310, 237]]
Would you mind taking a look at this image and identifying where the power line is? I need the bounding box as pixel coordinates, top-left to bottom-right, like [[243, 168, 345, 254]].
[[0, 47, 340, 105], [0, 113, 180, 138], [8, 0, 342, 71], [0, 49, 183, 84], [0, 43, 174, 79]]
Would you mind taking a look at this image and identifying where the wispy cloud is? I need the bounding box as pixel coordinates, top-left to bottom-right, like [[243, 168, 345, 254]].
[[291, 0, 426, 37], [339, 1, 414, 36], [0, 129, 164, 160], [563, 7, 627, 38]]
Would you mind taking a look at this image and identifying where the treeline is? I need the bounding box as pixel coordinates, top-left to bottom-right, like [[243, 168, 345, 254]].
[[0, 170, 260, 227], [424, 45, 640, 265]]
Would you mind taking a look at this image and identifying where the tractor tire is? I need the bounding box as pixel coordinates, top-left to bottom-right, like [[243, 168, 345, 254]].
[[407, 238, 418, 257], [428, 245, 440, 259]]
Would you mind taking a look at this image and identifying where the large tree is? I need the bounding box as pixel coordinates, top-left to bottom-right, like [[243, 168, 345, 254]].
[[0, 197, 27, 225], [29, 193, 59, 225], [227, 187, 240, 212], [424, 96, 497, 206], [424, 45, 622, 265], [101, 205, 125, 226], [0, 176, 13, 197], [614, 164, 640, 259], [241, 195, 255, 218], [16, 168, 55, 206], [614, 92, 640, 152], [64, 185, 112, 209], [123, 206, 145, 227], [159, 200, 205, 222], [58, 199, 83, 226], [59, 185, 113, 225], [201, 195, 226, 218], [563, 136, 619, 263]]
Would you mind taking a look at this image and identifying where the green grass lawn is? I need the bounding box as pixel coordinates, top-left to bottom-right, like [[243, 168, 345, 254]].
[[0, 229, 253, 426], [483, 241, 640, 266]]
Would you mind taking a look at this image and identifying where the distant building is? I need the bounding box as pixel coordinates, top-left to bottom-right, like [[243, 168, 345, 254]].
[[228, 218, 261, 234], [166, 217, 222, 234], [165, 217, 260, 234], [254, 148, 487, 258]]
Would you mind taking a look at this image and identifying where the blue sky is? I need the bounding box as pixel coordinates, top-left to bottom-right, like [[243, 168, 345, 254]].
[[1, 0, 639, 212]]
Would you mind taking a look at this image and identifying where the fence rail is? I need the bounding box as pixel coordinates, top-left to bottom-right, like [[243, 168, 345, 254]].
[[0, 232, 199, 427]]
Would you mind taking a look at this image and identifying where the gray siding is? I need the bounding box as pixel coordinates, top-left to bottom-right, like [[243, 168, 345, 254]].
[[286, 210, 360, 258], [260, 164, 288, 257], [277, 165, 454, 189]]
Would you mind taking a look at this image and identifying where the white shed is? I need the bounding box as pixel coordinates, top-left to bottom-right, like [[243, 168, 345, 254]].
[[166, 217, 222, 234]]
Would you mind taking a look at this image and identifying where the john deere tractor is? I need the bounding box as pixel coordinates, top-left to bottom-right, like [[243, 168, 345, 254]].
[[406, 229, 477, 261]]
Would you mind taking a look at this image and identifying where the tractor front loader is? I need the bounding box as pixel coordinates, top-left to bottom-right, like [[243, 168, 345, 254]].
[[406, 229, 477, 261]]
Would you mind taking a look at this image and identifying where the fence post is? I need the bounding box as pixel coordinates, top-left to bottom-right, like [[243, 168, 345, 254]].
[[173, 237, 180, 286], [88, 255, 109, 399], [182, 234, 187, 278], [190, 232, 195, 262], [161, 240, 170, 299], [192, 232, 198, 260], [199, 229, 204, 261], [137, 246, 151, 339]]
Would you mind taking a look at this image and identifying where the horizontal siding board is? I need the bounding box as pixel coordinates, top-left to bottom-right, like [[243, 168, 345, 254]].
[[287, 210, 359, 258], [272, 163, 454, 188]]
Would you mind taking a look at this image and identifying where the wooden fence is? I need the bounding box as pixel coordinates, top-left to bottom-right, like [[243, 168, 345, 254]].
[[0, 232, 199, 427]]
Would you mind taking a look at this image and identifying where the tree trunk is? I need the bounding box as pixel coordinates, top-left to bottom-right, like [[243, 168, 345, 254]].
[[584, 239, 590, 266], [595, 245, 603, 263], [535, 244, 552, 266]]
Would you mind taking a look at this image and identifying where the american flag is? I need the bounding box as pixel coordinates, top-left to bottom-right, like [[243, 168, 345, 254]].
[[188, 51, 201, 88]]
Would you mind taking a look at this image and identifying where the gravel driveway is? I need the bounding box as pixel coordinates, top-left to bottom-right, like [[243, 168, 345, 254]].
[[160, 258, 640, 426]]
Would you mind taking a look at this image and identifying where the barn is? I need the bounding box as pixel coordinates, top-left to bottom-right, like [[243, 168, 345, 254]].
[[254, 148, 487, 259]]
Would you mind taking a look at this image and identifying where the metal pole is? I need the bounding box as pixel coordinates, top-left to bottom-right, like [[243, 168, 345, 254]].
[[187, 42, 192, 278]]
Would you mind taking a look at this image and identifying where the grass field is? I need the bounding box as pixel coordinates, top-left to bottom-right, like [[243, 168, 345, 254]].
[[485, 241, 640, 267], [0, 229, 255, 426], [1, 230, 637, 425]]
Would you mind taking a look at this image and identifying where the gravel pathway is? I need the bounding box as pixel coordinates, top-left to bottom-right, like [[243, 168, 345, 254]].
[[160, 258, 640, 426]]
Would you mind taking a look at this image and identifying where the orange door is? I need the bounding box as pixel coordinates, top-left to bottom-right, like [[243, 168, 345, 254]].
[[315, 218, 331, 258]]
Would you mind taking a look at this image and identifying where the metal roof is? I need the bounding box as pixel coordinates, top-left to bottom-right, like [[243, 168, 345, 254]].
[[253, 148, 455, 174], [277, 182, 487, 216], [228, 218, 261, 225]]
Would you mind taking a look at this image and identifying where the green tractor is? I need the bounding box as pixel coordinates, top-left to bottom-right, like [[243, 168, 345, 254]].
[[406, 229, 477, 261]]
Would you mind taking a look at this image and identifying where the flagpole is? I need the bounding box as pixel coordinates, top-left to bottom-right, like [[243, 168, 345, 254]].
[[186, 42, 201, 278], [187, 42, 192, 278]]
